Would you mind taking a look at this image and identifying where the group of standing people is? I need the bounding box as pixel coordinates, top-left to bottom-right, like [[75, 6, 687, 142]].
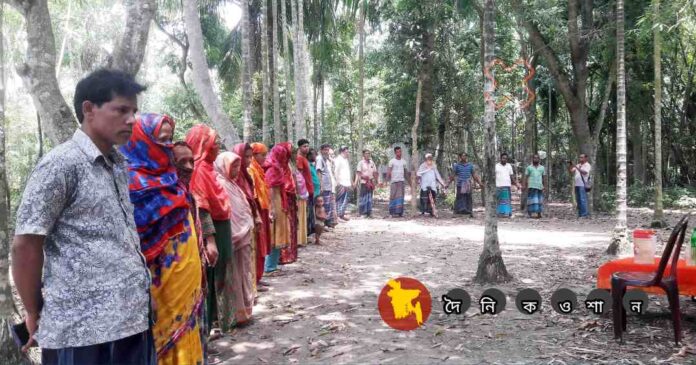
[[9, 69, 351, 365]]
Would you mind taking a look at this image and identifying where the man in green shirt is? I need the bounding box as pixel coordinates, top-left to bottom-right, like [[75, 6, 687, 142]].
[[524, 154, 546, 218]]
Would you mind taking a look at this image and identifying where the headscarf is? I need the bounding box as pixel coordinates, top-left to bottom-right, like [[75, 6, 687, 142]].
[[264, 142, 296, 211], [185, 124, 232, 220], [249, 143, 270, 210], [232, 143, 256, 203], [214, 152, 254, 246], [119, 113, 189, 263]]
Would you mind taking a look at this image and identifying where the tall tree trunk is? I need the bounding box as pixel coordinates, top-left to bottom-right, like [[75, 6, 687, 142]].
[[513, 0, 596, 162], [631, 119, 645, 184], [261, 0, 271, 144], [183, 0, 240, 144], [108, 0, 157, 76], [475, 0, 511, 284], [519, 40, 537, 211], [357, 0, 366, 157], [320, 76, 325, 143], [435, 93, 450, 168], [419, 29, 436, 151], [282, 0, 294, 143], [312, 77, 318, 144], [591, 61, 616, 213], [241, 0, 254, 142], [652, 0, 665, 226], [55, 0, 72, 76], [410, 77, 423, 213], [9, 0, 75, 146], [291, 0, 306, 141], [272, 0, 283, 143], [608, 0, 629, 255]]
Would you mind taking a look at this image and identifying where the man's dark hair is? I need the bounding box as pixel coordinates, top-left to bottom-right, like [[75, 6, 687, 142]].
[[73, 69, 146, 123], [320, 143, 332, 150], [298, 139, 310, 147], [459, 152, 468, 158], [394, 146, 401, 152], [362, 149, 370, 155], [308, 148, 316, 156], [500, 152, 508, 158], [339, 146, 349, 153]]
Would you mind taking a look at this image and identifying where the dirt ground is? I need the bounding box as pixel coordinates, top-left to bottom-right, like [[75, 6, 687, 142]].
[[212, 191, 696, 365]]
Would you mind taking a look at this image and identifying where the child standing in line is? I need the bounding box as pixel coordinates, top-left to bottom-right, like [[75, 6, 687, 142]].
[[314, 196, 327, 245]]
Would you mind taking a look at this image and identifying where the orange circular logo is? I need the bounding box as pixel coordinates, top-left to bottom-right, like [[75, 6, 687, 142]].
[[377, 277, 432, 331]]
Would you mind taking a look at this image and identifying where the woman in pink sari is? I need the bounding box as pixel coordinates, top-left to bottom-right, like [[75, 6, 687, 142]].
[[214, 152, 254, 325]]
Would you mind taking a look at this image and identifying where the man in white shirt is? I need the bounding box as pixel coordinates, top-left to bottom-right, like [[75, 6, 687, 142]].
[[387, 146, 408, 217], [334, 146, 353, 221], [316, 144, 338, 227], [569, 153, 592, 217], [495, 153, 520, 217], [356, 150, 378, 217]]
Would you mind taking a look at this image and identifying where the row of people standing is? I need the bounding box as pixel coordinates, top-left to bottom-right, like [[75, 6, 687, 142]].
[[10, 69, 335, 365]]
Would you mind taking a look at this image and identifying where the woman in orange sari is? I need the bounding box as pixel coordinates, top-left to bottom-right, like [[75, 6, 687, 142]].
[[214, 152, 254, 324], [249, 143, 272, 283]]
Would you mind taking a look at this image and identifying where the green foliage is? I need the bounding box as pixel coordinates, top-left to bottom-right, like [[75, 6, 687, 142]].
[[594, 183, 696, 212]]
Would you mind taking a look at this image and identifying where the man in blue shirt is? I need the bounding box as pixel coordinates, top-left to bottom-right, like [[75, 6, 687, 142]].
[[449, 153, 482, 216]]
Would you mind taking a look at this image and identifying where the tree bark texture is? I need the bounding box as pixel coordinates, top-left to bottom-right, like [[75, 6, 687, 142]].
[[291, 0, 306, 141], [652, 0, 665, 226], [183, 0, 240, 145], [357, 1, 366, 158], [261, 0, 271, 144], [241, 0, 255, 142], [9, 0, 76, 146], [109, 0, 157, 76], [609, 0, 629, 255], [282, 0, 295, 143], [272, 0, 283, 143], [410, 77, 423, 213], [475, 0, 511, 284]]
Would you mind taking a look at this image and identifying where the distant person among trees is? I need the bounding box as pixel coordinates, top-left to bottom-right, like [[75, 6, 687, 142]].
[[569, 154, 592, 218], [417, 153, 446, 217], [495, 153, 520, 218], [357, 149, 378, 218], [524, 154, 546, 219], [307, 148, 322, 242], [387, 146, 408, 218], [449, 152, 482, 217], [334, 146, 353, 221]]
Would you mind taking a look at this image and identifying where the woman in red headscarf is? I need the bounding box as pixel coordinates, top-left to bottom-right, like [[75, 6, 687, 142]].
[[279, 143, 299, 265], [185, 124, 236, 333], [121, 114, 204, 363], [248, 143, 272, 285], [263, 142, 295, 271]]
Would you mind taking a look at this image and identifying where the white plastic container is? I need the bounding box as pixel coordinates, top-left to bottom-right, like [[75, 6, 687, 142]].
[[633, 229, 656, 264]]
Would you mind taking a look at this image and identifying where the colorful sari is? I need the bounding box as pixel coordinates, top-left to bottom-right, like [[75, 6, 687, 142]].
[[120, 114, 203, 364], [249, 143, 271, 282], [295, 170, 309, 246], [264, 143, 294, 271], [119, 113, 189, 263], [215, 152, 254, 325], [496, 187, 512, 216], [186, 125, 235, 332]]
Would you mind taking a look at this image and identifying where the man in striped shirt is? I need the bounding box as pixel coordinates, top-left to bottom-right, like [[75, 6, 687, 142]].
[[449, 153, 482, 216]]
